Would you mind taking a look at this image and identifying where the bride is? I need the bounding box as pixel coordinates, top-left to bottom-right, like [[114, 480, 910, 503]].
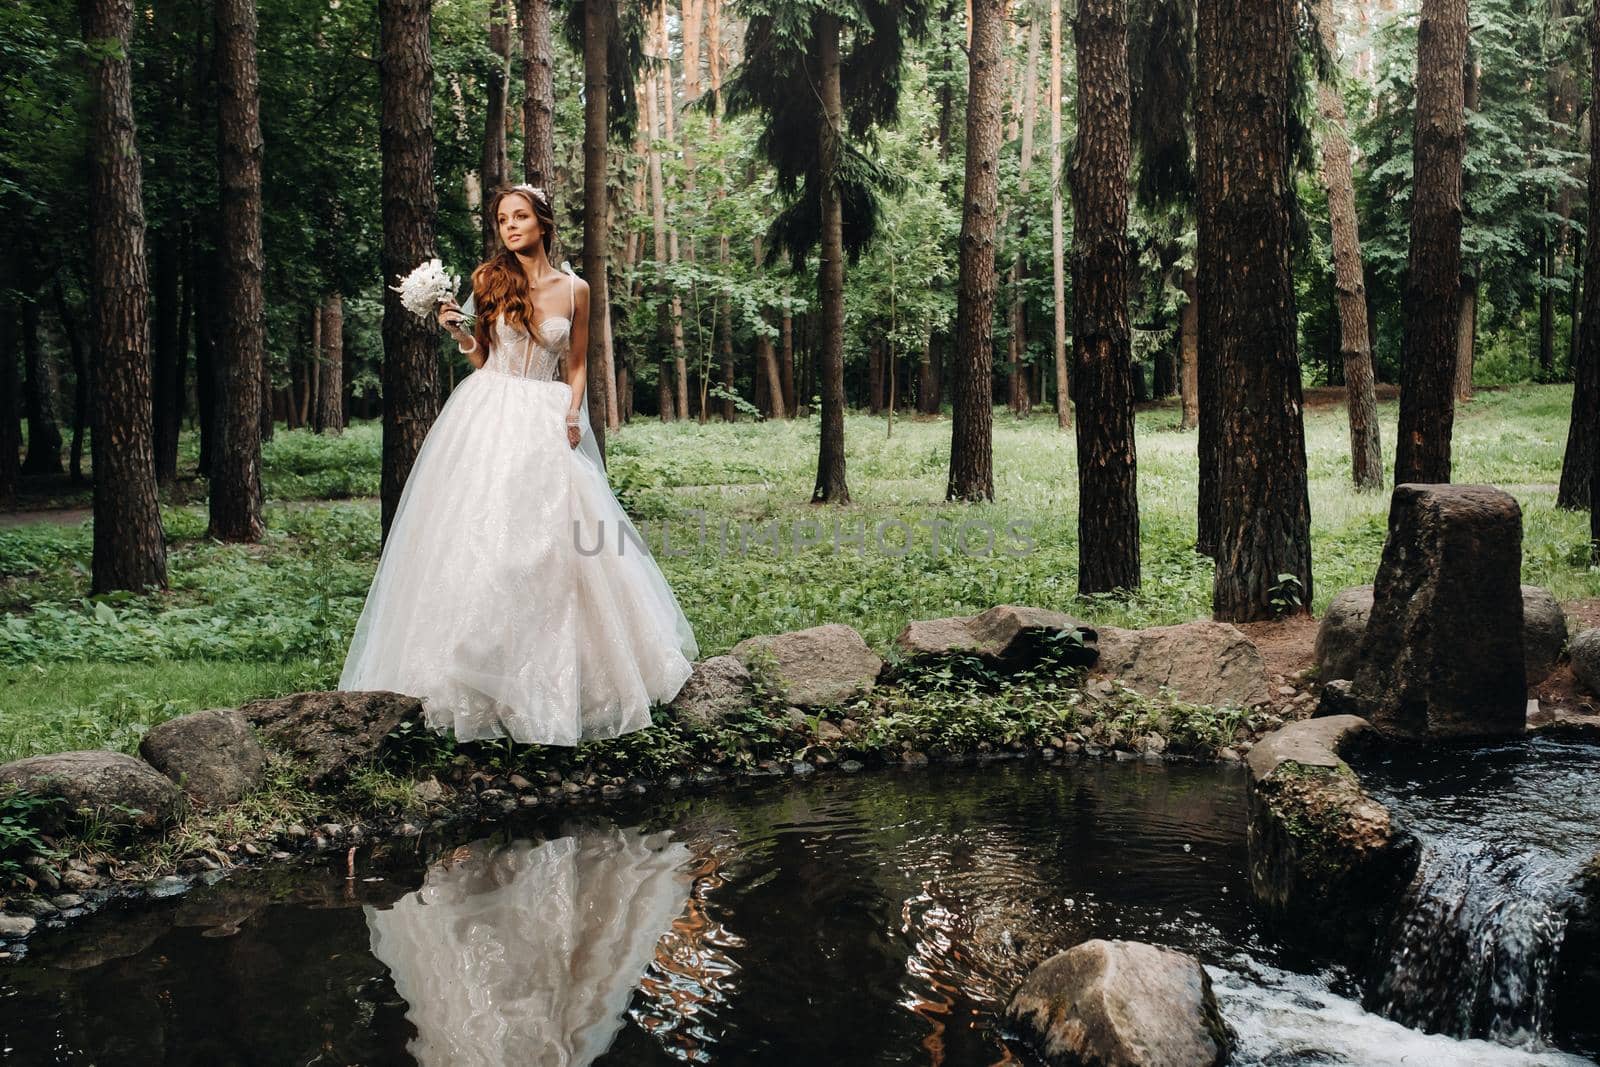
[[339, 182, 698, 746]]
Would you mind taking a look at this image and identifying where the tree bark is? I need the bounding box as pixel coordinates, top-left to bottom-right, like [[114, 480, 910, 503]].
[[0, 301, 18, 508], [1394, 0, 1467, 486], [19, 294, 63, 477], [1198, 0, 1312, 620], [812, 10, 850, 503], [642, 35, 676, 421], [1453, 49, 1479, 402], [1178, 268, 1199, 429], [1564, 2, 1600, 511], [378, 0, 441, 540], [657, 6, 691, 422], [581, 0, 611, 461], [519, 0, 556, 192], [1314, 0, 1382, 490], [1050, 0, 1071, 429], [316, 292, 345, 433], [1009, 10, 1041, 419], [53, 281, 91, 485], [480, 0, 511, 257], [151, 228, 183, 483], [211, 0, 266, 542], [81, 0, 167, 590], [780, 301, 796, 416], [947, 0, 1005, 503], [1072, 0, 1140, 593]]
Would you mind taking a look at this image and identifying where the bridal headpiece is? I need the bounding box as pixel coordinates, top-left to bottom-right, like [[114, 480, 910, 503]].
[[512, 183, 549, 206]]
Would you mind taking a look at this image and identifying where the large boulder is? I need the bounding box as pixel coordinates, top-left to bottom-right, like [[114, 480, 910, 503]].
[[1005, 939, 1229, 1067], [1093, 621, 1269, 709], [1350, 484, 1526, 739], [0, 751, 183, 833], [241, 690, 422, 787], [1317, 583, 1567, 687], [1245, 716, 1418, 964], [139, 708, 267, 809], [730, 624, 882, 708], [667, 656, 753, 730], [896, 605, 1099, 670]]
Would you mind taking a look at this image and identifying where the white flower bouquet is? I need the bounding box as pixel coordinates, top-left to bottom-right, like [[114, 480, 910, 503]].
[[391, 258, 474, 331]]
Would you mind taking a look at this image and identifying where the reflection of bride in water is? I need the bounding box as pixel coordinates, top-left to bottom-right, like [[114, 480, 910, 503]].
[[365, 827, 694, 1066]]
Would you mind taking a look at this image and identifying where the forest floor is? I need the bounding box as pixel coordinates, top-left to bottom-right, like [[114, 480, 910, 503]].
[[1, 382, 1592, 763]]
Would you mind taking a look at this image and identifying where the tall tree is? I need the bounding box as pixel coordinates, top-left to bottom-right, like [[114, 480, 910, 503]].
[[315, 292, 344, 434], [1071, 0, 1140, 591], [1453, 48, 1480, 402], [0, 300, 19, 508], [481, 0, 512, 257], [641, 23, 676, 421], [1571, 0, 1600, 516], [1050, 0, 1070, 429], [656, 4, 691, 420], [81, 0, 167, 590], [19, 295, 62, 476], [579, 0, 613, 460], [726, 0, 927, 504], [1197, 0, 1311, 620], [948, 0, 1006, 502], [1009, 8, 1041, 417], [211, 0, 266, 542], [1314, 0, 1382, 490], [378, 0, 441, 540], [1394, 0, 1468, 485], [520, 0, 556, 191]]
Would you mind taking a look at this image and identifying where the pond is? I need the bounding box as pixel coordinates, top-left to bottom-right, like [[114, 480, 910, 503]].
[[0, 760, 1593, 1065]]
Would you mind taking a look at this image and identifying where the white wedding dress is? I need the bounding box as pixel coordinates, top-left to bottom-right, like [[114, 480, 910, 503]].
[[339, 270, 697, 745], [365, 828, 694, 1066]]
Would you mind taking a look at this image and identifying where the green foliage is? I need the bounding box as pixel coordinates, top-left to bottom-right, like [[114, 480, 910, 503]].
[[0, 786, 62, 891]]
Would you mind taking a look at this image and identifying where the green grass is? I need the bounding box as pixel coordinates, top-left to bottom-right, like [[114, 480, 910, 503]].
[[1, 383, 1593, 764]]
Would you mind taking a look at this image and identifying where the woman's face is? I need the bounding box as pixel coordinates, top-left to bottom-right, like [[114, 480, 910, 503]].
[[498, 193, 542, 253]]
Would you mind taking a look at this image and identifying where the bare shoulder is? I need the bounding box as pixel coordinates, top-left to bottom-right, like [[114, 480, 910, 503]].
[[567, 272, 591, 298]]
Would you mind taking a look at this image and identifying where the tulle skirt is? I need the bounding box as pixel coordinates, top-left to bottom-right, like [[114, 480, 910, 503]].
[[339, 367, 697, 746]]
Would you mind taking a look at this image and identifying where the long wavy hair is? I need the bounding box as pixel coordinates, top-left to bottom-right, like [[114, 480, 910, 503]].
[[470, 186, 557, 355]]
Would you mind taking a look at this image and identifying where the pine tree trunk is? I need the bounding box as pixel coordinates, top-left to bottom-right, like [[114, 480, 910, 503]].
[[81, 0, 167, 590], [1198, 0, 1312, 620], [947, 0, 1004, 502], [0, 300, 18, 508], [642, 36, 675, 422], [581, 0, 611, 462], [781, 303, 796, 416], [316, 292, 344, 434], [54, 281, 91, 485], [1453, 50, 1480, 402], [1072, 0, 1140, 593], [1314, 0, 1382, 490], [1394, 0, 1467, 486], [1009, 10, 1040, 420], [1564, 2, 1600, 511], [519, 0, 556, 191], [20, 296, 63, 477], [151, 228, 182, 484], [1050, 0, 1070, 429], [1179, 268, 1199, 429], [480, 0, 511, 257], [211, 0, 266, 541], [656, 5, 691, 420], [378, 0, 441, 540], [812, 10, 850, 504]]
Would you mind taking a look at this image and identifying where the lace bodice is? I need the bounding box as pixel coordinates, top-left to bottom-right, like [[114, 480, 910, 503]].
[[484, 315, 571, 381], [481, 269, 576, 381]]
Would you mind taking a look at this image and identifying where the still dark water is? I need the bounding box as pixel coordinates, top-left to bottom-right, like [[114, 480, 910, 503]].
[[0, 761, 1591, 1066]]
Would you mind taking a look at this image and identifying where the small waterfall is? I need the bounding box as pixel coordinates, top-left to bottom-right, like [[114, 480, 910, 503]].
[[1355, 738, 1600, 1050]]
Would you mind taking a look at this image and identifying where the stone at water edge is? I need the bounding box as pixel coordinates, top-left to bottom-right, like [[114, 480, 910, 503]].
[[1316, 583, 1567, 688], [0, 750, 184, 833], [241, 690, 422, 787], [1092, 621, 1269, 710], [1568, 628, 1600, 697], [730, 623, 882, 708], [1351, 484, 1527, 739], [139, 708, 267, 809], [667, 656, 752, 731], [1005, 939, 1229, 1067], [895, 605, 1099, 669]]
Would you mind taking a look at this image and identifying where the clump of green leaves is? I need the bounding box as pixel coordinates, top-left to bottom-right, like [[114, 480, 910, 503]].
[[0, 786, 63, 891]]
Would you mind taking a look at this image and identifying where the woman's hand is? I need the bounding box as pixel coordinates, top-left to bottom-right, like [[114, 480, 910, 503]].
[[566, 421, 582, 449], [437, 298, 468, 337]]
